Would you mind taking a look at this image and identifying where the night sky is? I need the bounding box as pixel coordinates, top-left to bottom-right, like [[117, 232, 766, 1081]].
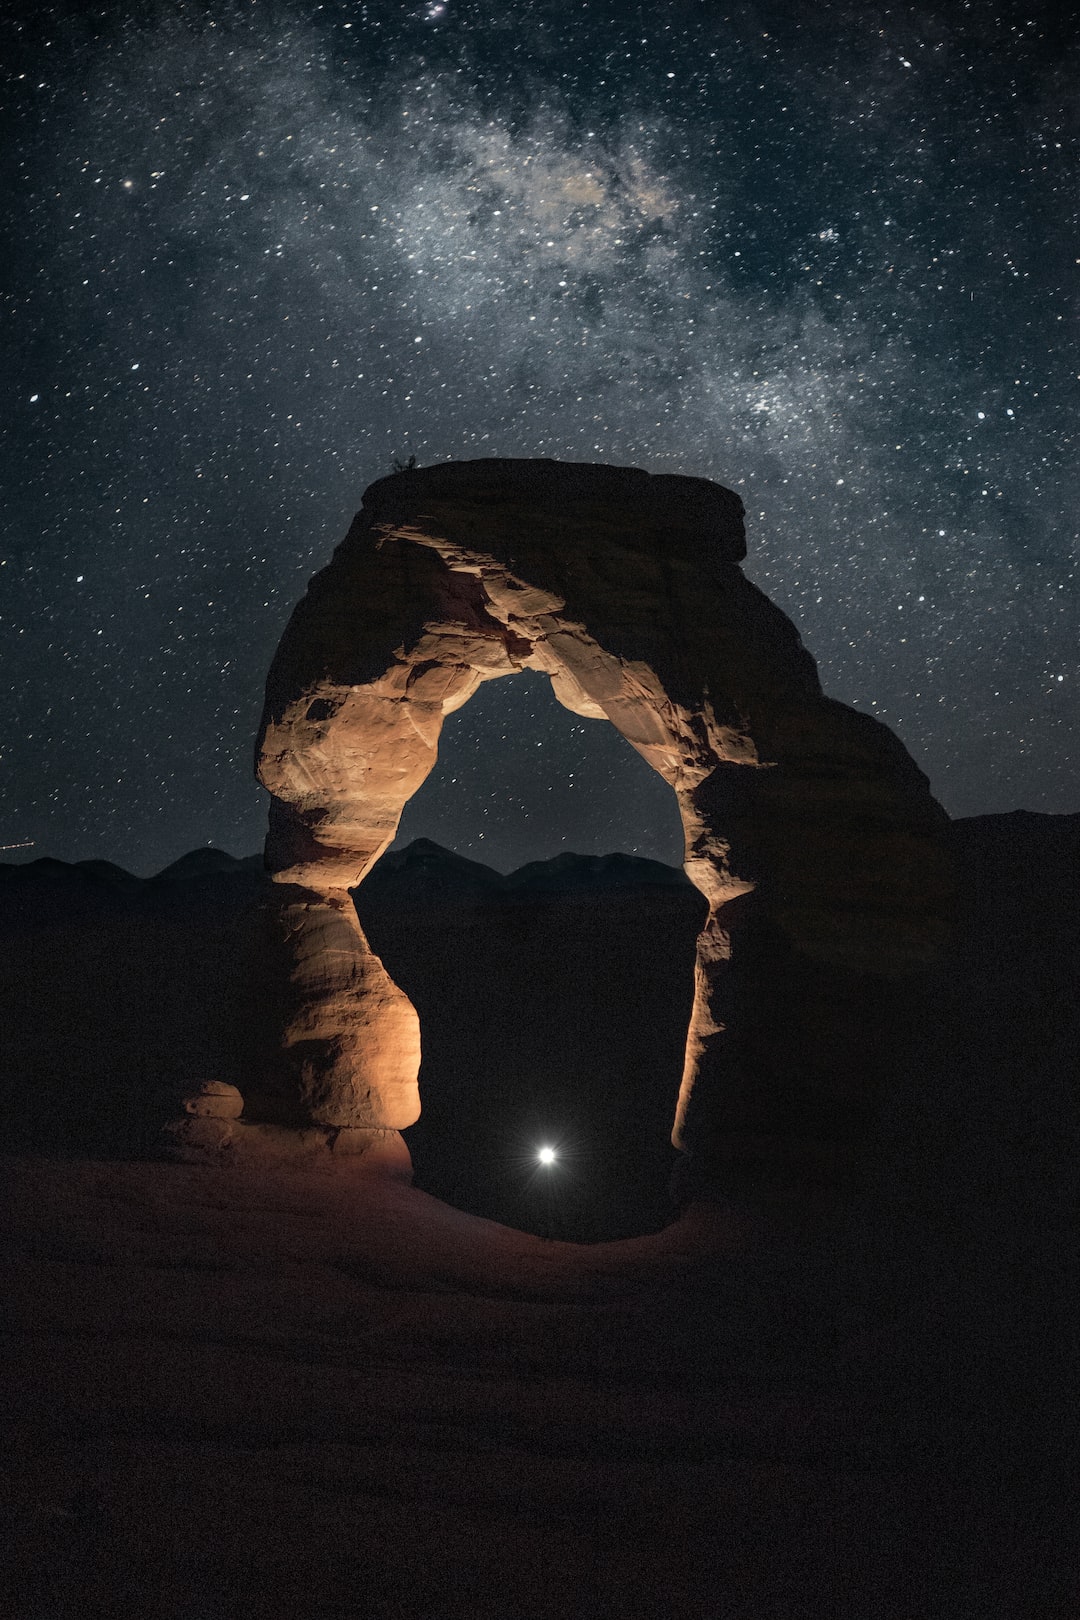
[[3, 1, 1076, 876]]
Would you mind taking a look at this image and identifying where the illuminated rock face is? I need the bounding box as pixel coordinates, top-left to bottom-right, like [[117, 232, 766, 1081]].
[[256, 459, 952, 1192]]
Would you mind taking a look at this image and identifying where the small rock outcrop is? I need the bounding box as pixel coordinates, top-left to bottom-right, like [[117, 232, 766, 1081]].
[[255, 459, 953, 1195]]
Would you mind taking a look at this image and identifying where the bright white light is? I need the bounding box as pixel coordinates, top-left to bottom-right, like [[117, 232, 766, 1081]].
[[537, 1146, 556, 1165]]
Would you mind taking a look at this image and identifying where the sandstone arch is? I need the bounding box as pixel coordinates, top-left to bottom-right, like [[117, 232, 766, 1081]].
[[255, 459, 952, 1195]]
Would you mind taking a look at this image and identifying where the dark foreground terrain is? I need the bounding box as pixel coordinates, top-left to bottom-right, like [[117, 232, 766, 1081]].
[[1, 1153, 1075, 1620], [2, 811, 1078, 1616]]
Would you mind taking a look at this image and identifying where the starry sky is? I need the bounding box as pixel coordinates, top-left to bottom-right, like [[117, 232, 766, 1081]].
[[2, 0, 1076, 875]]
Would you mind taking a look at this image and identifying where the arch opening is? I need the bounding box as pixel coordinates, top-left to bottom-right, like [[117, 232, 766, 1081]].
[[354, 666, 701, 1240], [386, 666, 685, 873]]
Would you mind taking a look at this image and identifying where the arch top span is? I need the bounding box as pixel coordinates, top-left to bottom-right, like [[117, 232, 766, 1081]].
[[258, 458, 821, 885], [254, 458, 953, 1193]]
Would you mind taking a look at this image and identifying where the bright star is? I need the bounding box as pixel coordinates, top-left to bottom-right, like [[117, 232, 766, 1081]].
[[537, 1146, 556, 1165]]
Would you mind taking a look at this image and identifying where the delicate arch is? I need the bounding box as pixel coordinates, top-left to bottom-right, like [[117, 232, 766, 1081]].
[[253, 460, 952, 1192]]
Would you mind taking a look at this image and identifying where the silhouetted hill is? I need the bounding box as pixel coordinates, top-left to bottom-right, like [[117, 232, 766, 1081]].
[[150, 847, 264, 883], [504, 848, 694, 894], [370, 838, 503, 910]]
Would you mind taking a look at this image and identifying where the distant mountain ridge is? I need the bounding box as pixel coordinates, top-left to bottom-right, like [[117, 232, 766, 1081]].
[[0, 838, 694, 901], [0, 847, 268, 928], [0, 847, 262, 889], [373, 838, 694, 897]]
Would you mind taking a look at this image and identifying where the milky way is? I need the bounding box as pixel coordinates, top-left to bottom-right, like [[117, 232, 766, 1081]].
[[2, 1, 1076, 873]]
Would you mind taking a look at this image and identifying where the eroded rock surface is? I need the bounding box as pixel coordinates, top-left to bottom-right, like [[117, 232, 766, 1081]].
[[256, 459, 952, 1191]]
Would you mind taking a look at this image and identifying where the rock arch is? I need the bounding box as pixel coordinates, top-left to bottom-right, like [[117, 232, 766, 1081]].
[[254, 459, 952, 1195]]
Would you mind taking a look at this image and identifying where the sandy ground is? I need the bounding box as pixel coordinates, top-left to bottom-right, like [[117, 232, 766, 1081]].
[[1, 1155, 1074, 1619]]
